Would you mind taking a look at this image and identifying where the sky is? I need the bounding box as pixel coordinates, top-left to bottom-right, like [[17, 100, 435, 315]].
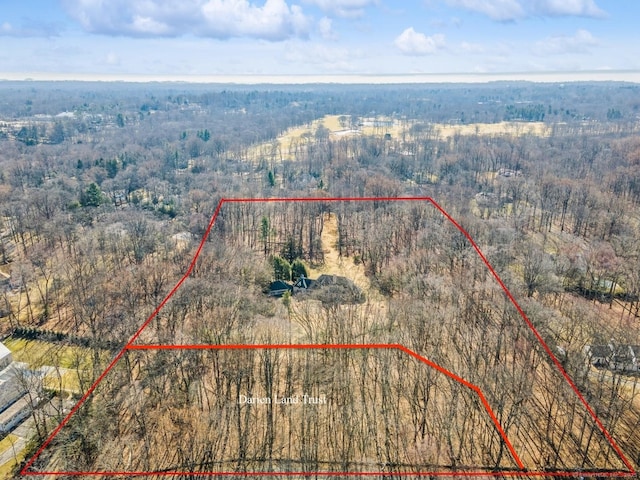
[[1, 0, 639, 82]]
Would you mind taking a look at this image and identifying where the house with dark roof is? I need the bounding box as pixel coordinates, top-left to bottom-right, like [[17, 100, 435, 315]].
[[293, 275, 315, 291], [296, 274, 365, 304], [269, 274, 365, 305], [268, 280, 293, 297], [584, 343, 639, 372], [269, 275, 316, 297]]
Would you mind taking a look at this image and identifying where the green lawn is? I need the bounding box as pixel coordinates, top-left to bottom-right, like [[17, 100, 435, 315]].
[[3, 337, 94, 370], [0, 434, 24, 480], [0, 435, 19, 455], [3, 337, 110, 395]]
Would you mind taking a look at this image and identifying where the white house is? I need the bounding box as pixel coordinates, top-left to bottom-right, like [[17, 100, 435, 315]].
[[584, 343, 639, 372], [0, 395, 31, 435], [0, 343, 32, 436], [0, 370, 26, 414], [584, 344, 612, 368], [0, 341, 12, 371]]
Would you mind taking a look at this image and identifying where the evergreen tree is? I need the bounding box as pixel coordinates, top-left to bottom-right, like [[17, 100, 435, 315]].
[[106, 159, 119, 178], [272, 256, 291, 281], [291, 259, 308, 280], [197, 129, 211, 141], [260, 216, 270, 255], [281, 236, 302, 263], [50, 121, 66, 144], [81, 183, 105, 207], [17, 125, 38, 145]]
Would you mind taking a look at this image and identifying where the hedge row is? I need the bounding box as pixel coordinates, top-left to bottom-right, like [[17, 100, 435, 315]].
[[12, 327, 121, 350]]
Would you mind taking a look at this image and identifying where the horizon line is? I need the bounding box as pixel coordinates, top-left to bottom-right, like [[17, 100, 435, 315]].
[[2, 70, 640, 85]]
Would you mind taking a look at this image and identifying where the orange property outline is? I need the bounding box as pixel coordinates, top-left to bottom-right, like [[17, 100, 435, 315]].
[[21, 197, 636, 478]]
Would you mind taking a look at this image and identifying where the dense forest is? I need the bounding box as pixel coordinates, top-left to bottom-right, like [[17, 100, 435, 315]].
[[1, 81, 640, 478]]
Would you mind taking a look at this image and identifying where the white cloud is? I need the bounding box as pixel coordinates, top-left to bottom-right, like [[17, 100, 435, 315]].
[[531, 0, 606, 18], [394, 28, 445, 56], [62, 0, 311, 40], [200, 0, 309, 39], [130, 16, 173, 35], [442, 0, 605, 21], [459, 41, 484, 53], [302, 0, 377, 18], [533, 29, 598, 56], [445, 0, 524, 21], [318, 17, 338, 39]]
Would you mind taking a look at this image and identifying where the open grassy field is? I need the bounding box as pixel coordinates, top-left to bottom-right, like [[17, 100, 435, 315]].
[[435, 121, 549, 138], [307, 212, 370, 293], [248, 114, 404, 163], [247, 115, 551, 166]]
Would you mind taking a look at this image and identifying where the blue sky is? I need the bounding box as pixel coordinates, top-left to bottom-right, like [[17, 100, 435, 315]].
[[0, 0, 639, 80]]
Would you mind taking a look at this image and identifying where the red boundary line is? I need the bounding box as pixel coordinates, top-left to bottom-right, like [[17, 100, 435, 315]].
[[21, 196, 636, 477], [427, 199, 636, 475]]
